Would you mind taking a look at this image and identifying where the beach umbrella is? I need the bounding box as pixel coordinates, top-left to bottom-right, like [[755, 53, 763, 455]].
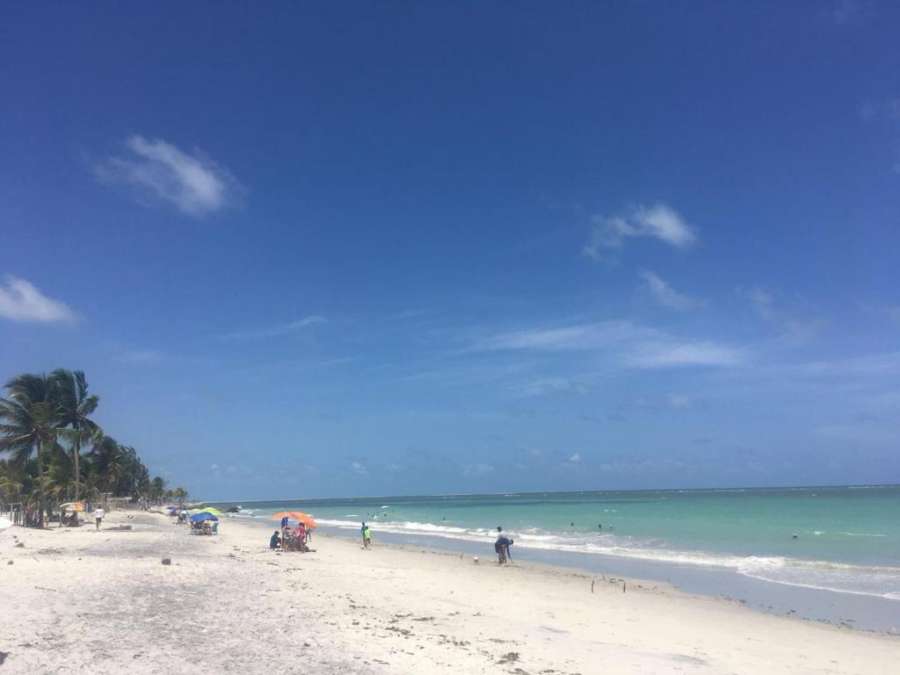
[[197, 507, 223, 516], [271, 511, 317, 529], [190, 512, 219, 523]]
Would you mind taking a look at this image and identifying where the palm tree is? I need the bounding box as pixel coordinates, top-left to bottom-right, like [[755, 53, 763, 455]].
[[88, 435, 125, 495], [150, 476, 166, 503], [0, 458, 25, 503], [172, 486, 188, 506], [51, 369, 101, 502], [0, 374, 61, 526]]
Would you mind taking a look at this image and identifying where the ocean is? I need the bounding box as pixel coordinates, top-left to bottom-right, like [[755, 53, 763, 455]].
[[212, 485, 900, 630]]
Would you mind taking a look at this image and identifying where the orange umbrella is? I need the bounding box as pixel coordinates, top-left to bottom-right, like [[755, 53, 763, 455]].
[[271, 511, 317, 529]]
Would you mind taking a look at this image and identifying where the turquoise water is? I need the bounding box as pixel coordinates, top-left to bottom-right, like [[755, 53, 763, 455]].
[[213, 485, 900, 600]]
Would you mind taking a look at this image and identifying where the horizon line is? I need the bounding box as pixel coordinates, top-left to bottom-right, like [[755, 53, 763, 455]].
[[197, 481, 900, 505]]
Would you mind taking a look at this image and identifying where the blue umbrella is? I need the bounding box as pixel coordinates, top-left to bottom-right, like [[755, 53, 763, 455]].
[[190, 512, 219, 523]]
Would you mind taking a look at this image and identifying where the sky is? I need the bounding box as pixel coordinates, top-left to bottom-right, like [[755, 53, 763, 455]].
[[2, 2, 900, 500]]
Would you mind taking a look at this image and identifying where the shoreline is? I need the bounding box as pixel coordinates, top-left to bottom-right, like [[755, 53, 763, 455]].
[[5, 510, 899, 674], [226, 510, 900, 634], [270, 519, 900, 635]]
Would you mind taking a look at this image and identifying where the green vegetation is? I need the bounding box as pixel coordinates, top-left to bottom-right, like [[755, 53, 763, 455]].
[[0, 369, 185, 526]]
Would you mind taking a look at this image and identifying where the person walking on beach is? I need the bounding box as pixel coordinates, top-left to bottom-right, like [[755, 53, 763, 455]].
[[495, 526, 513, 564], [361, 522, 367, 547], [363, 524, 373, 549], [93, 506, 105, 531]]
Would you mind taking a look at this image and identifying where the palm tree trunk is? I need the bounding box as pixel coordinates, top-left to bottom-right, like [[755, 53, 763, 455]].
[[73, 433, 81, 502], [36, 437, 45, 527]]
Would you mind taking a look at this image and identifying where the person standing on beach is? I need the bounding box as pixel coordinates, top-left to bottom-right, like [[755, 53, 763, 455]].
[[363, 524, 373, 548], [495, 526, 513, 564], [93, 506, 105, 530], [361, 522, 367, 547]]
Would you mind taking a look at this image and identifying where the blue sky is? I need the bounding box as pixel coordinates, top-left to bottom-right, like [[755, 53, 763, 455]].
[[2, 2, 900, 499]]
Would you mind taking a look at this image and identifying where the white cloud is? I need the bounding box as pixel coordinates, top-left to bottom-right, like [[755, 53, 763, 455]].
[[742, 286, 775, 320], [221, 316, 326, 340], [667, 394, 692, 409], [515, 377, 589, 397], [478, 320, 654, 352], [0, 276, 76, 323], [639, 270, 703, 311], [831, 0, 870, 25], [584, 203, 697, 259], [567, 452, 581, 463], [596, 457, 687, 474], [739, 286, 824, 344], [858, 99, 900, 122], [791, 352, 900, 378], [628, 340, 746, 368], [350, 461, 368, 475], [477, 320, 744, 369], [97, 135, 240, 216]]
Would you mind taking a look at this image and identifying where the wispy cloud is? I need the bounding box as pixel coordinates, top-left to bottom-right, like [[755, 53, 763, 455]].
[[831, 0, 871, 25], [627, 340, 745, 368], [858, 98, 900, 122], [667, 393, 692, 409], [0, 276, 76, 323], [514, 377, 589, 398], [462, 463, 495, 477], [96, 135, 240, 216], [639, 270, 703, 311], [476, 320, 744, 369], [739, 286, 824, 344], [349, 461, 368, 476], [858, 96, 900, 173], [477, 320, 654, 352], [596, 456, 687, 475], [742, 286, 776, 320], [567, 452, 581, 464], [220, 316, 326, 340], [584, 203, 697, 260], [790, 351, 900, 378]]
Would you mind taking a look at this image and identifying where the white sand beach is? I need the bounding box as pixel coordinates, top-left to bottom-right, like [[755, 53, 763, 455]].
[[1, 511, 898, 674]]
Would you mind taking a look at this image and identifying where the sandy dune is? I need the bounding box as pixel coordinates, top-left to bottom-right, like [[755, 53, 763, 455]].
[[1, 511, 898, 674]]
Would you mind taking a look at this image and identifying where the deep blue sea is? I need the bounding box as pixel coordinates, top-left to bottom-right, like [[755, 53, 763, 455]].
[[213, 485, 900, 605]]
